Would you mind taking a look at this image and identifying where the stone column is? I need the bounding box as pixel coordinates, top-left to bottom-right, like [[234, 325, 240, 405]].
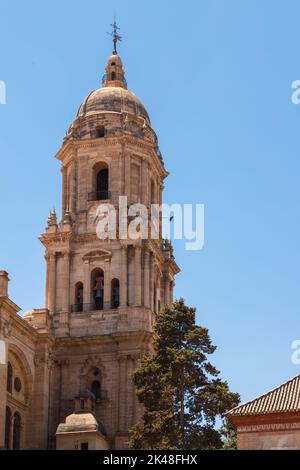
[[0, 342, 8, 449], [159, 182, 163, 239], [29, 351, 53, 449], [120, 246, 128, 307], [70, 161, 76, 215], [170, 281, 174, 303], [126, 356, 134, 428], [62, 252, 70, 312], [124, 155, 131, 202], [135, 246, 142, 306], [149, 252, 154, 311], [83, 260, 90, 308], [118, 146, 125, 198], [143, 249, 150, 308], [62, 167, 67, 215], [157, 278, 161, 313], [141, 159, 149, 205], [104, 259, 111, 310], [48, 253, 56, 314], [162, 274, 168, 305], [118, 356, 127, 432], [45, 255, 49, 308]]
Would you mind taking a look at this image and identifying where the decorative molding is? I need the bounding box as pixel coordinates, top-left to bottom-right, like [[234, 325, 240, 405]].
[[82, 249, 112, 261], [0, 317, 11, 337], [34, 350, 55, 369], [237, 422, 300, 433]]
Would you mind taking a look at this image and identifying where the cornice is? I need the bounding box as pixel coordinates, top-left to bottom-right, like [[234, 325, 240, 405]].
[[56, 135, 168, 177], [0, 296, 21, 314]]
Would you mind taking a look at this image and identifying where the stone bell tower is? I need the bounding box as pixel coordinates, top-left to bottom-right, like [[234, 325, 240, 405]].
[[39, 33, 180, 449]]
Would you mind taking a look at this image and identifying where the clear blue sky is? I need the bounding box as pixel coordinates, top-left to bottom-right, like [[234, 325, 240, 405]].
[[1, 0, 300, 405]]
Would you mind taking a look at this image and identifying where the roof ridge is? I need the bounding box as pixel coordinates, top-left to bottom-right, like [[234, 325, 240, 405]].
[[227, 373, 300, 416]]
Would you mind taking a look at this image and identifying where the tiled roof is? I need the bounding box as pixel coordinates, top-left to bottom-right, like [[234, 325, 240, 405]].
[[227, 375, 300, 416]]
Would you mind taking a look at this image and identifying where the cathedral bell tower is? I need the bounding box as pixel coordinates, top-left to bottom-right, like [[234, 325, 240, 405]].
[[40, 31, 180, 449]]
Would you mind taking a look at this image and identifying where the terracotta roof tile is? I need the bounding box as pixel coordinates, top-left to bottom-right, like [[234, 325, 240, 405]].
[[227, 375, 300, 416]]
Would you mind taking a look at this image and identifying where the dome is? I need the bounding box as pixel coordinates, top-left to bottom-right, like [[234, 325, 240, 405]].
[[77, 86, 151, 125], [64, 51, 155, 142]]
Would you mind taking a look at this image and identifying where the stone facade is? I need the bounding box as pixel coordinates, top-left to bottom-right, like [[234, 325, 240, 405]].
[[0, 47, 179, 450]]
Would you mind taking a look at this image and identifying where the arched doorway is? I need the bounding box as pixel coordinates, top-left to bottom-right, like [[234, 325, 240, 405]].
[[12, 412, 21, 450]]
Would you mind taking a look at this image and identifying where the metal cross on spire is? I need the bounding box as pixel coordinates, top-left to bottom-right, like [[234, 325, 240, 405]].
[[109, 17, 122, 54]]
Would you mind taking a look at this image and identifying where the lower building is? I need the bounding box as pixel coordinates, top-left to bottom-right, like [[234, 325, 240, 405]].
[[227, 375, 300, 450]]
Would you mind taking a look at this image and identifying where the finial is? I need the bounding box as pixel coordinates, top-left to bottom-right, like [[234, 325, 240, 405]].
[[47, 207, 57, 227], [108, 17, 122, 54]]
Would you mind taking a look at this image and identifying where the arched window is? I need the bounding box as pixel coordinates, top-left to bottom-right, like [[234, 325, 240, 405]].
[[111, 71, 116, 80], [96, 168, 109, 200], [97, 169, 108, 192], [95, 126, 105, 138], [75, 282, 84, 312], [7, 362, 13, 393], [5, 406, 11, 449], [89, 163, 110, 202], [111, 279, 120, 309], [12, 412, 21, 450], [91, 269, 104, 311], [91, 380, 101, 399]]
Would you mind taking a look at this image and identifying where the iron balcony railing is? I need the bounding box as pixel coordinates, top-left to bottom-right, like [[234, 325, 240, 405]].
[[88, 190, 111, 201]]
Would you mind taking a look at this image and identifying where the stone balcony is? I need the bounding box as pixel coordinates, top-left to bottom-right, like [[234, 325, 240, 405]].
[[53, 306, 154, 338]]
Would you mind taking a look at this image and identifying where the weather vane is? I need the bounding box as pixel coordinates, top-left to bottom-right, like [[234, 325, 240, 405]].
[[108, 17, 122, 54]]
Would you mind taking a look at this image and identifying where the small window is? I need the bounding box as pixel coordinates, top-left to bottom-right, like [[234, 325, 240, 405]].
[[7, 362, 13, 393], [91, 380, 101, 399], [81, 442, 89, 450], [14, 377, 22, 393], [111, 62, 116, 66], [95, 126, 105, 138], [111, 71, 116, 80]]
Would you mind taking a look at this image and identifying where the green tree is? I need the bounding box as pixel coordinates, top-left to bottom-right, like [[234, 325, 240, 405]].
[[220, 418, 238, 450], [128, 299, 240, 450]]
